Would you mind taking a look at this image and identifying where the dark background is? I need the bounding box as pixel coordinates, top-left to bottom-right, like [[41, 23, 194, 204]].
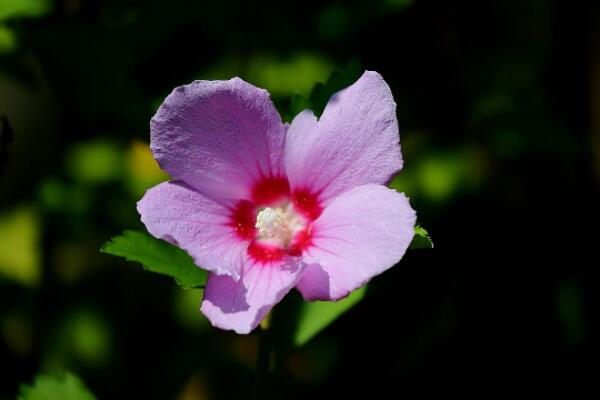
[[1, 0, 598, 398]]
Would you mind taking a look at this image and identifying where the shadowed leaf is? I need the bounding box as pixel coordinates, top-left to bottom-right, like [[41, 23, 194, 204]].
[[309, 58, 362, 117], [409, 225, 433, 249], [294, 285, 367, 347]]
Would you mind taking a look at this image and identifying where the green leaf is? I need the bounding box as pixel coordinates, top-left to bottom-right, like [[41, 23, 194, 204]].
[[101, 230, 207, 289], [294, 285, 367, 347], [0, 0, 51, 21], [18, 372, 96, 400], [281, 59, 362, 122], [0, 24, 17, 54], [285, 93, 312, 122], [308, 58, 362, 117], [65, 140, 124, 184], [409, 225, 433, 249], [0, 206, 41, 287]]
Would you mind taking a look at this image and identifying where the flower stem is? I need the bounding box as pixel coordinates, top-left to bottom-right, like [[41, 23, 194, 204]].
[[253, 315, 271, 399]]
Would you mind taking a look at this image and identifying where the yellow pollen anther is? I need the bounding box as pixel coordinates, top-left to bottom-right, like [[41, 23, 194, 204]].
[[255, 207, 288, 238]]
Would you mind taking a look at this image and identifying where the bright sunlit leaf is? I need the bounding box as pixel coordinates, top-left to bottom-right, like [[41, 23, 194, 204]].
[[18, 372, 96, 400], [294, 285, 367, 347], [101, 230, 206, 289]]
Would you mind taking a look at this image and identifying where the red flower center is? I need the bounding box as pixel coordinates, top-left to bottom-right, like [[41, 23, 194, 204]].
[[229, 176, 322, 263]]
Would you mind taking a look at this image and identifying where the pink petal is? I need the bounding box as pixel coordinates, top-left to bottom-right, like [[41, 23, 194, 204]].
[[137, 181, 249, 278], [284, 71, 403, 207], [151, 78, 287, 201], [201, 258, 306, 334], [296, 185, 416, 301]]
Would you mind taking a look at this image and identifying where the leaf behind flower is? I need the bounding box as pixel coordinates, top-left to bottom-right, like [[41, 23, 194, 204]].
[[410, 225, 434, 249], [294, 285, 367, 347], [101, 230, 207, 289]]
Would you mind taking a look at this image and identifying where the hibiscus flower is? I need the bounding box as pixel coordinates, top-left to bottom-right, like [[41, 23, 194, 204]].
[[138, 71, 416, 334]]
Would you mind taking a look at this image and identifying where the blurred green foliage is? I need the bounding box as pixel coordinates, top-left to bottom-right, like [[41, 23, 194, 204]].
[[66, 140, 124, 185], [43, 308, 113, 370], [0, 0, 51, 54], [287, 59, 362, 120], [0, 0, 51, 21], [173, 288, 210, 332], [18, 372, 95, 400], [0, 206, 40, 287], [0, 25, 16, 54], [389, 146, 486, 205], [246, 53, 334, 99], [557, 279, 585, 348]]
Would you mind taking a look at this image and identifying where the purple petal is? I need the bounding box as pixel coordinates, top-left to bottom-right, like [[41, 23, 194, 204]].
[[137, 181, 249, 278], [296, 185, 416, 301], [151, 78, 287, 201], [201, 258, 306, 334], [284, 71, 402, 206]]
